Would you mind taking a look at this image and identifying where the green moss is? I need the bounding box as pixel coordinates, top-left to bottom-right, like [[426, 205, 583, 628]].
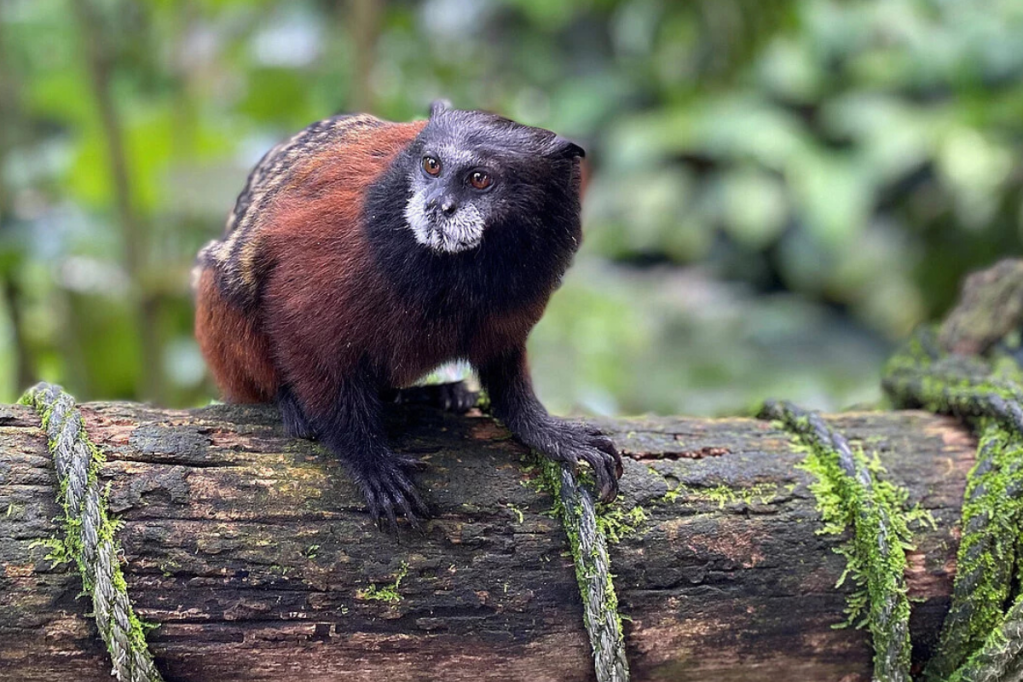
[[356, 561, 409, 603], [764, 401, 923, 681], [797, 442, 926, 636], [597, 504, 647, 543], [29, 536, 71, 568], [475, 388, 491, 413], [884, 327, 1023, 419], [532, 454, 628, 665], [946, 587, 1023, 682], [922, 421, 1023, 680], [505, 503, 525, 524], [516, 458, 545, 491], [884, 328, 1023, 680], [158, 559, 180, 578], [663, 482, 781, 508]]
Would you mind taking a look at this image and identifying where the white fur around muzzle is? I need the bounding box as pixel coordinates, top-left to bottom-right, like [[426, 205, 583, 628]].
[[405, 189, 485, 254]]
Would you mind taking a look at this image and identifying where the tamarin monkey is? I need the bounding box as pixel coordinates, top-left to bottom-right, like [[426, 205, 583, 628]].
[[193, 101, 622, 526]]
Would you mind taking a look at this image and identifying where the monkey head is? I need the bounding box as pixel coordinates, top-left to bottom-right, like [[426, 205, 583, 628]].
[[402, 100, 585, 254]]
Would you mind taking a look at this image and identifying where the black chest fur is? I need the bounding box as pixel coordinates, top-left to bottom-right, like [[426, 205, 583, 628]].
[[363, 152, 582, 329]]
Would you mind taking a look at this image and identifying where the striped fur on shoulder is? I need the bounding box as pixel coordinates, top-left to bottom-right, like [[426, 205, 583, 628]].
[[195, 113, 386, 309]]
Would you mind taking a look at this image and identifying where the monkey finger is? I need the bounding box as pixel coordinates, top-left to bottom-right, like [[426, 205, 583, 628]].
[[588, 434, 617, 455], [361, 474, 401, 531], [363, 484, 384, 524], [579, 449, 616, 503], [599, 455, 620, 502], [602, 449, 624, 481], [559, 420, 604, 439], [597, 475, 619, 504], [451, 385, 479, 413], [393, 493, 421, 530], [588, 436, 623, 478]]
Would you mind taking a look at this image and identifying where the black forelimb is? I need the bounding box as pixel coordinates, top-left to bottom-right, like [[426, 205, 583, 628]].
[[293, 368, 428, 528], [477, 347, 622, 502]]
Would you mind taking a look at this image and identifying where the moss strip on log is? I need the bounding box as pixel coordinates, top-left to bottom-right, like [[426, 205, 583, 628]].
[[759, 400, 924, 682], [946, 588, 1023, 682], [928, 423, 1023, 681], [884, 329, 1023, 681], [534, 457, 630, 681]]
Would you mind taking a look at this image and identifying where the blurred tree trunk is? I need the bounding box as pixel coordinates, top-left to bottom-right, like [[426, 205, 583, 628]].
[[0, 276, 34, 391], [347, 0, 383, 112], [0, 20, 36, 393], [70, 0, 164, 403]]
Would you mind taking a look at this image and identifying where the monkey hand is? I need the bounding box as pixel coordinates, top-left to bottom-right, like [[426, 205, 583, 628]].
[[526, 418, 623, 503]]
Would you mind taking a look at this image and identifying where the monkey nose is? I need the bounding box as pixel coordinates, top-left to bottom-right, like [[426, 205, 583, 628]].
[[441, 200, 457, 215]]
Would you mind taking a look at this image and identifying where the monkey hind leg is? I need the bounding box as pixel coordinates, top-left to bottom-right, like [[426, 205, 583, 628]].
[[333, 436, 430, 529], [382, 381, 479, 413], [284, 366, 430, 527], [277, 384, 316, 439], [194, 268, 278, 403], [383, 361, 479, 413]]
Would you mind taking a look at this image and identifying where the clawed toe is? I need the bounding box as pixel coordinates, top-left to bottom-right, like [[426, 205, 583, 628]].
[[589, 433, 624, 480], [384, 382, 478, 414], [439, 382, 478, 413], [392, 452, 428, 470]]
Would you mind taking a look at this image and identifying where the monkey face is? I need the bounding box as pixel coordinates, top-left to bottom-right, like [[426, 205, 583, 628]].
[[403, 102, 584, 255], [404, 143, 494, 254]]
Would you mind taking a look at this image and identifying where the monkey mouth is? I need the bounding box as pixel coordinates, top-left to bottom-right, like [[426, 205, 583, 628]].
[[405, 196, 484, 254], [422, 214, 484, 254], [427, 224, 481, 253]]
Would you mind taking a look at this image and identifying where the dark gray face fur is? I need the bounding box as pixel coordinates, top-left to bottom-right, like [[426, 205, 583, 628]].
[[404, 101, 584, 254]]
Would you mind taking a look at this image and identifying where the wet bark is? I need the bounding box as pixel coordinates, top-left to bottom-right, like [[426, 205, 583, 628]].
[[0, 401, 973, 681]]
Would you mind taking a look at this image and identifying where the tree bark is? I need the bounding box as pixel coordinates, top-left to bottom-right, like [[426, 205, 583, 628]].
[[0, 401, 973, 681]]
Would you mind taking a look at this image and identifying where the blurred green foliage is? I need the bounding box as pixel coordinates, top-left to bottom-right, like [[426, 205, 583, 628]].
[[0, 0, 1021, 416]]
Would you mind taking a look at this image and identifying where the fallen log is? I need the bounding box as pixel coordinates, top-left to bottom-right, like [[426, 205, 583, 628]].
[[1, 399, 973, 681]]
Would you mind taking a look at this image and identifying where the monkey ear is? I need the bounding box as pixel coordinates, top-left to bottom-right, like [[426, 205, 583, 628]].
[[429, 99, 452, 118], [548, 135, 586, 160]]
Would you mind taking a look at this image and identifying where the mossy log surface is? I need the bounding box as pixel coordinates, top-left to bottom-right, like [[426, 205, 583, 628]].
[[1, 401, 973, 682]]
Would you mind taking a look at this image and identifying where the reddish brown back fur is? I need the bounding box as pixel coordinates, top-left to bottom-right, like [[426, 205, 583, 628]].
[[201, 121, 427, 416]]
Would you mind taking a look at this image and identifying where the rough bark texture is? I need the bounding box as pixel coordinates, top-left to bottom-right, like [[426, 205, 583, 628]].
[[939, 258, 1023, 355], [0, 401, 973, 682]]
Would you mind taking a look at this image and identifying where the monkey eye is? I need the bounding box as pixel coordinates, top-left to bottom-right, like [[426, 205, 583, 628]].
[[422, 155, 442, 176], [469, 170, 493, 190]]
